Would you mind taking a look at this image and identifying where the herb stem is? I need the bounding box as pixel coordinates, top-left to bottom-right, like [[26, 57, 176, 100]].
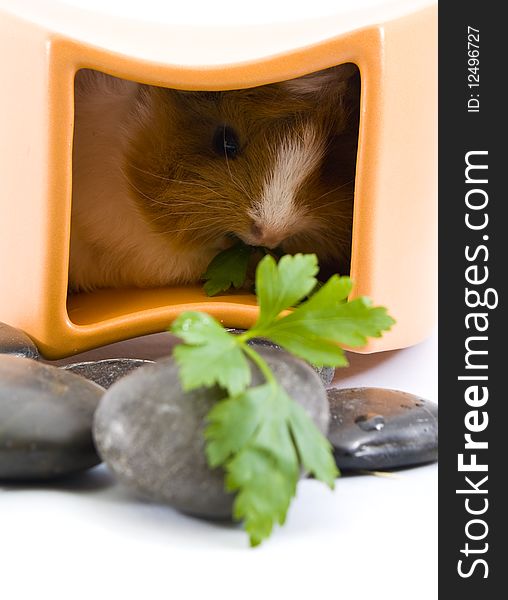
[[241, 343, 277, 388], [236, 330, 255, 343]]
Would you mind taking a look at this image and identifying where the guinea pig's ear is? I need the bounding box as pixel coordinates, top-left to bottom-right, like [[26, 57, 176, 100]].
[[283, 63, 358, 97]]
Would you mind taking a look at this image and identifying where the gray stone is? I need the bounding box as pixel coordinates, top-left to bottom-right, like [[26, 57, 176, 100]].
[[0, 322, 39, 359], [93, 348, 329, 520], [327, 387, 438, 470], [227, 328, 335, 387], [310, 365, 335, 387], [0, 355, 104, 480], [62, 358, 154, 389]]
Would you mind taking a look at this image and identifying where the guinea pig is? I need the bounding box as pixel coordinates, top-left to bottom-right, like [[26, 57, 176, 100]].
[[70, 65, 359, 291]]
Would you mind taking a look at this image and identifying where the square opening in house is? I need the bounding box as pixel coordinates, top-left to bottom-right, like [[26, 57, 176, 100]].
[[69, 65, 360, 300]]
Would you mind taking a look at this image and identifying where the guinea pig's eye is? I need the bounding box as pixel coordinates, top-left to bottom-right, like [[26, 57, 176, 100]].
[[212, 125, 240, 159]]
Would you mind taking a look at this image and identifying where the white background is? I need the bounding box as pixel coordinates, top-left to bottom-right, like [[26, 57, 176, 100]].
[[1, 331, 437, 600], [3, 0, 435, 26]]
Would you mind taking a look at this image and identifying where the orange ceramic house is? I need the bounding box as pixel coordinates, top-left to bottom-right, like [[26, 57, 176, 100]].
[[0, 0, 437, 359]]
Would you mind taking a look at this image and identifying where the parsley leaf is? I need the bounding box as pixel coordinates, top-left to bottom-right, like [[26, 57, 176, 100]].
[[254, 254, 319, 328], [202, 241, 253, 296], [205, 385, 266, 467], [288, 399, 338, 487], [171, 312, 251, 396], [206, 381, 336, 546], [228, 446, 295, 546], [171, 253, 395, 546], [252, 275, 395, 366]]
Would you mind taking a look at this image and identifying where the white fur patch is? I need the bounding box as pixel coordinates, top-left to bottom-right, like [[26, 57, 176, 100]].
[[248, 123, 323, 243]]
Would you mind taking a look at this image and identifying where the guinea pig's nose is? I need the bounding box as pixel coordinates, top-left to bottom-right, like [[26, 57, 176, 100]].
[[248, 222, 285, 248]]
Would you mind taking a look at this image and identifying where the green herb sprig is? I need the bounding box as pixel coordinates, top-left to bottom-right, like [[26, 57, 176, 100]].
[[201, 241, 254, 296], [201, 240, 284, 296], [172, 253, 394, 546]]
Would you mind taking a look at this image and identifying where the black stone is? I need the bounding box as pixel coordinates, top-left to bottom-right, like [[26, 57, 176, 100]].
[[0, 321, 39, 359], [93, 348, 329, 520], [62, 358, 154, 389], [0, 355, 104, 480], [227, 328, 335, 387], [327, 387, 438, 470]]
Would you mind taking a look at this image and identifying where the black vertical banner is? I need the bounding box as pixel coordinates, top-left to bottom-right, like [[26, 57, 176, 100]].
[[439, 1, 506, 596]]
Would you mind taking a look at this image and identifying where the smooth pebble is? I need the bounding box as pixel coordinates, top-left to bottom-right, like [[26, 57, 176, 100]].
[[227, 328, 335, 387], [327, 387, 438, 470], [0, 355, 104, 480], [62, 358, 154, 389], [93, 348, 329, 519], [0, 321, 39, 359]]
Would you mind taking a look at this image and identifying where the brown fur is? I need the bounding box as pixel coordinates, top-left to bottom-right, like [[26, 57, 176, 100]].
[[70, 65, 359, 290]]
